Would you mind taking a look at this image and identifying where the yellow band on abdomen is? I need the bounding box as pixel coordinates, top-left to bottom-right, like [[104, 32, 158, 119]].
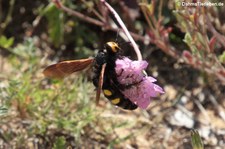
[[111, 98, 120, 105], [103, 89, 112, 96]]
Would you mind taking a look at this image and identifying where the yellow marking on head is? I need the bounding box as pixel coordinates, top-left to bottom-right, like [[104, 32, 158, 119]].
[[111, 98, 120, 105], [103, 89, 112, 96], [106, 42, 120, 53]]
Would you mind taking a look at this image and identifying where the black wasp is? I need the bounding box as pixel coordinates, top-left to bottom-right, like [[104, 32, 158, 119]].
[[43, 42, 137, 110]]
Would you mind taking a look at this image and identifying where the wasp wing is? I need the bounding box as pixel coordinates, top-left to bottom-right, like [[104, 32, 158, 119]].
[[95, 63, 106, 105], [43, 58, 94, 79]]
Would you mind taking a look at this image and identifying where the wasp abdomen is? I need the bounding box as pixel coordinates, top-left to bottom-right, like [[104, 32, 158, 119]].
[[102, 82, 137, 110]]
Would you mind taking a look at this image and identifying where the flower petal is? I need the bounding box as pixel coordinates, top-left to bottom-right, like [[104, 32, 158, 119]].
[[114, 57, 164, 109]]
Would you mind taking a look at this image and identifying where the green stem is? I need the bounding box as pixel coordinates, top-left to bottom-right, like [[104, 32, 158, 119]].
[[0, 0, 15, 34]]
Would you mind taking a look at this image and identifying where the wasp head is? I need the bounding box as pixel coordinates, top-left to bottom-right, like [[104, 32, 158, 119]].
[[105, 42, 121, 53]]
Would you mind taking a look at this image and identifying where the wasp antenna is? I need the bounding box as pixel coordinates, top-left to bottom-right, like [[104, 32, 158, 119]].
[[115, 29, 120, 43], [118, 41, 131, 46]]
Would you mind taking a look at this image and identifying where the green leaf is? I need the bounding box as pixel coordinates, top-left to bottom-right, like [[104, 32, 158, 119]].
[[183, 33, 192, 45], [0, 35, 14, 48], [53, 136, 66, 149], [219, 51, 225, 64], [43, 3, 64, 47], [191, 130, 204, 149], [196, 32, 205, 46], [175, 0, 182, 9]]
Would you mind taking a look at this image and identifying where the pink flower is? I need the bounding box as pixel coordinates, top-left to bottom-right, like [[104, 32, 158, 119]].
[[115, 57, 148, 85], [115, 57, 165, 109]]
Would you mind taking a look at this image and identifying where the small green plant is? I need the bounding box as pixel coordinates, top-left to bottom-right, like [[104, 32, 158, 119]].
[[191, 130, 204, 149], [0, 37, 96, 146], [0, 35, 14, 48], [42, 3, 64, 47], [140, 0, 225, 84], [53, 136, 67, 149]]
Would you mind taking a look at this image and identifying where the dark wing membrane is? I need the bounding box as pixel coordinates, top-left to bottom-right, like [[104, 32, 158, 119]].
[[43, 58, 94, 79], [95, 63, 106, 105]]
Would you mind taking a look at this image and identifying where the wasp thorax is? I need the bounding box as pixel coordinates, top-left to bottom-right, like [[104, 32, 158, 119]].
[[105, 42, 121, 53]]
